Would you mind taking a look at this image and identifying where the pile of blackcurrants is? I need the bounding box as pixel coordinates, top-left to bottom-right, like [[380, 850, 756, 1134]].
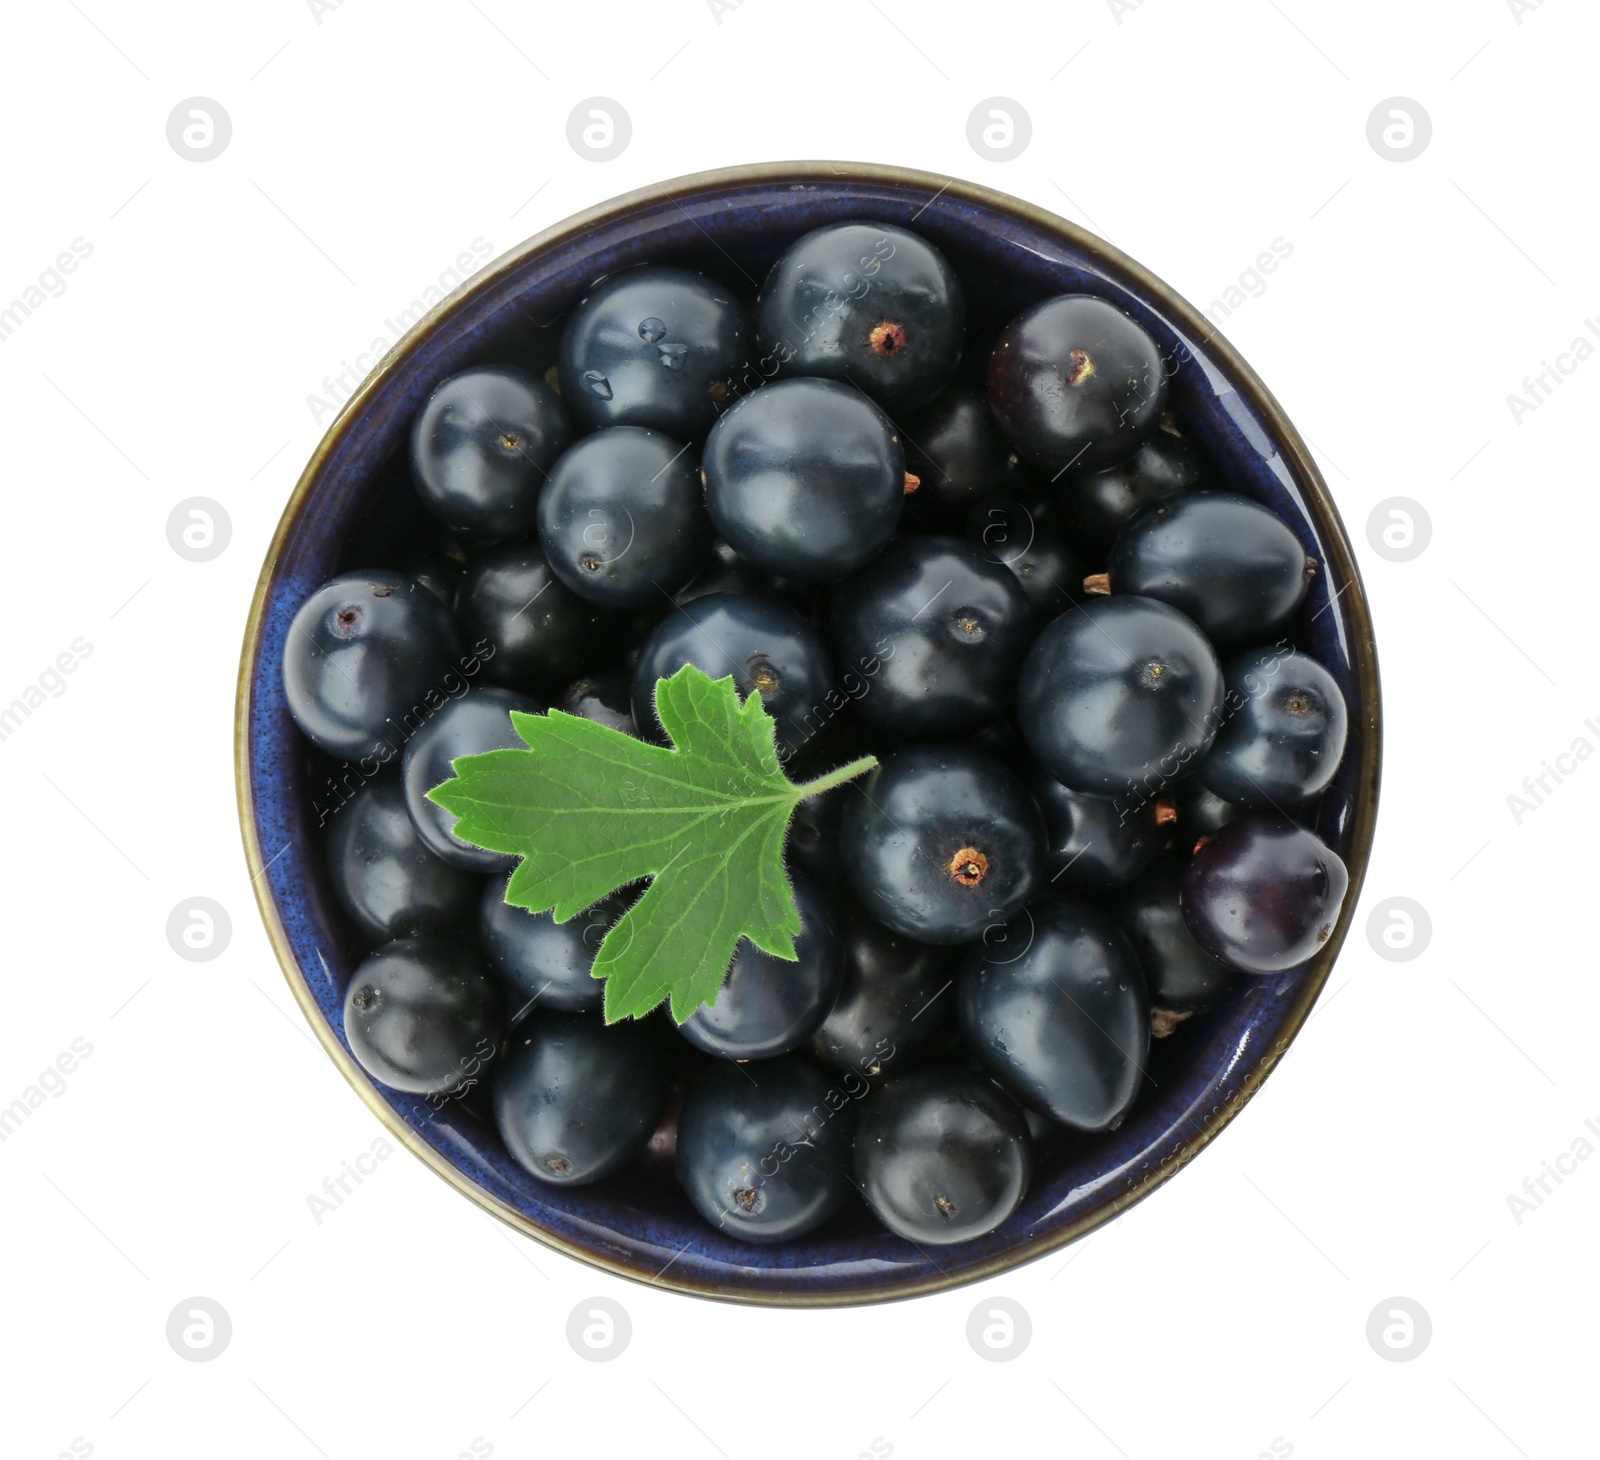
[[282, 219, 1351, 1249]]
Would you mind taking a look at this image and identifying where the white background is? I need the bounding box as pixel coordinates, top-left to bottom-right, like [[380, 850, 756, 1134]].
[[0, 1, 1591, 1456]]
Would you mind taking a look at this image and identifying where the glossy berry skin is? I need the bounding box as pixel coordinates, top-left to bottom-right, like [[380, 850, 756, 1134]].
[[454, 544, 604, 690], [679, 871, 843, 1060], [631, 591, 833, 753], [1064, 428, 1206, 553], [557, 266, 751, 439], [494, 1014, 665, 1185], [342, 938, 504, 1096], [537, 426, 710, 608], [959, 900, 1149, 1132], [326, 779, 477, 942], [1200, 648, 1349, 807], [854, 1066, 1030, 1245], [988, 295, 1167, 474], [830, 535, 1032, 738], [677, 1058, 856, 1244], [1181, 813, 1349, 974], [902, 385, 1013, 526], [283, 571, 459, 761], [1120, 865, 1237, 1018], [1017, 596, 1224, 797], [480, 877, 626, 1016], [557, 673, 636, 736], [410, 366, 570, 540], [839, 745, 1045, 945], [1172, 773, 1242, 840], [702, 378, 906, 579], [811, 904, 957, 1077], [674, 538, 798, 606], [1109, 492, 1311, 647], [401, 687, 543, 873], [757, 221, 964, 411], [1030, 770, 1167, 890], [967, 495, 1086, 620]]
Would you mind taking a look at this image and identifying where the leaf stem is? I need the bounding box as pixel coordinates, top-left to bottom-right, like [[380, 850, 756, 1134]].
[[791, 755, 878, 801]]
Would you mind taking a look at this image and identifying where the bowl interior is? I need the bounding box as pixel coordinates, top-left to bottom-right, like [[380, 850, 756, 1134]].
[[240, 164, 1378, 1305]]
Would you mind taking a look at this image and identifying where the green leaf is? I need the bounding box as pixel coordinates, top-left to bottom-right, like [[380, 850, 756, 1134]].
[[426, 664, 876, 1024]]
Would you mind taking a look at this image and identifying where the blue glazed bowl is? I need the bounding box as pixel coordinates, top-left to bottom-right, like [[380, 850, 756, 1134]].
[[237, 162, 1381, 1306]]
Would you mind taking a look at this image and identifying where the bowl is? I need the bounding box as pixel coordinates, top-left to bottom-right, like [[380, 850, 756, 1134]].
[[236, 161, 1381, 1306]]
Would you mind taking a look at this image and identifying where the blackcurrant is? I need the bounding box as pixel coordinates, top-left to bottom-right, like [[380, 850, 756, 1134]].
[[557, 265, 751, 439], [630, 591, 833, 756], [960, 900, 1149, 1131], [410, 366, 570, 540], [1107, 491, 1312, 647], [1017, 595, 1224, 797], [283, 570, 459, 761], [810, 902, 957, 1077], [1181, 813, 1349, 974], [1030, 769, 1171, 890], [480, 877, 626, 1016], [326, 778, 477, 942], [1200, 647, 1349, 807], [676, 1057, 856, 1243], [557, 672, 636, 736], [757, 220, 964, 411], [702, 378, 906, 579], [1063, 424, 1206, 553], [1119, 864, 1237, 1032], [901, 384, 1013, 527], [853, 1066, 1030, 1245], [678, 870, 843, 1060], [537, 426, 709, 608], [839, 745, 1044, 945], [829, 535, 1032, 739], [342, 938, 504, 1096], [988, 295, 1167, 474], [454, 543, 607, 690], [401, 686, 543, 873], [494, 1014, 665, 1185]]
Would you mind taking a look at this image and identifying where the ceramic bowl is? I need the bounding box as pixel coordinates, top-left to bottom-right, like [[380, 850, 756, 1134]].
[[236, 161, 1381, 1306]]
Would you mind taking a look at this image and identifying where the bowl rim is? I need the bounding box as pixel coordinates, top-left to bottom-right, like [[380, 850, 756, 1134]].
[[235, 158, 1383, 1307]]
